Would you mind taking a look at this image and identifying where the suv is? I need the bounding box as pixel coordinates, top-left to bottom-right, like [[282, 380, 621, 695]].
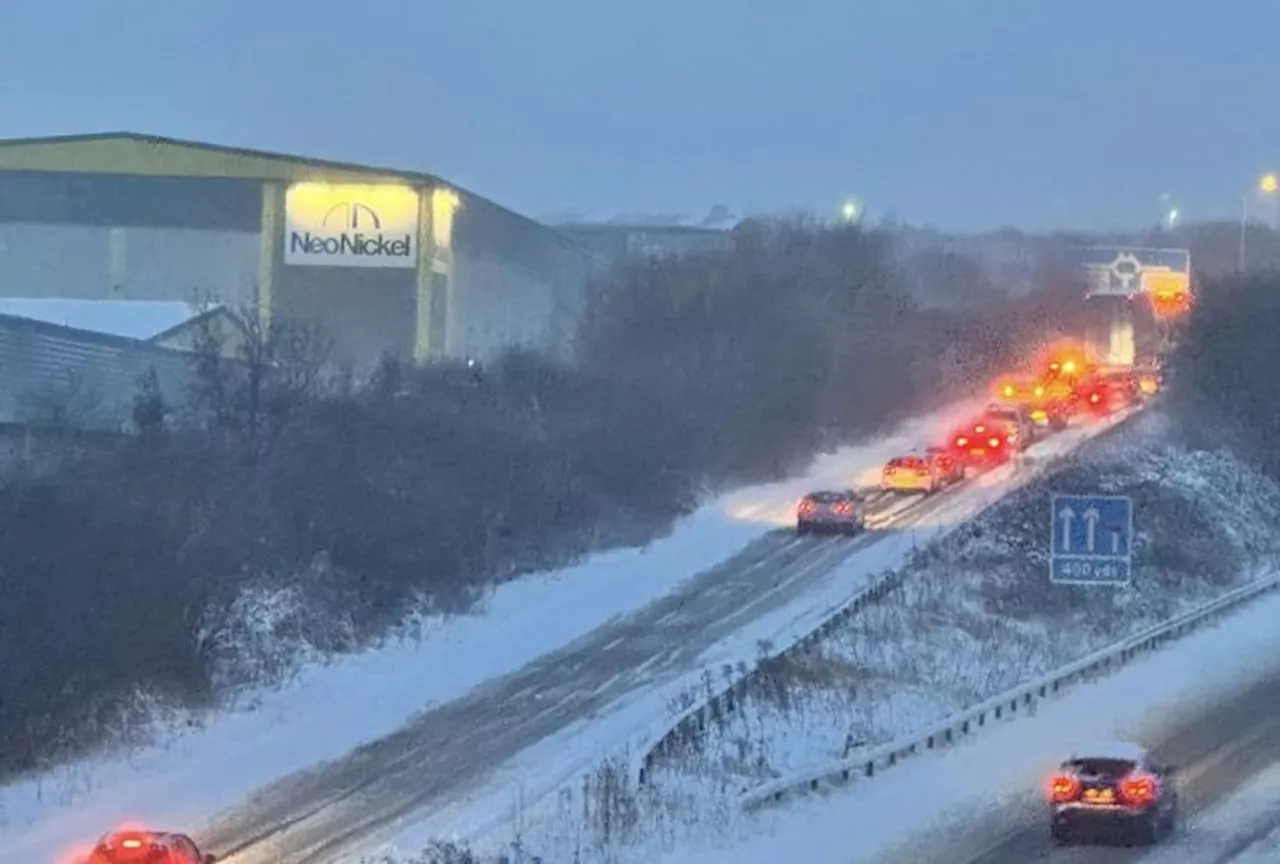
[[1048, 742, 1178, 846], [982, 402, 1036, 450]]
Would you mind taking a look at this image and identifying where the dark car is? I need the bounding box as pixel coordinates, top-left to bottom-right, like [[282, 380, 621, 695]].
[[1048, 742, 1179, 846], [796, 490, 866, 535], [83, 830, 216, 864]]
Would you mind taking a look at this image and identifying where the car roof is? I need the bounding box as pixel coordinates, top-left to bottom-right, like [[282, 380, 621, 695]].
[[805, 489, 858, 500], [1065, 740, 1147, 762]]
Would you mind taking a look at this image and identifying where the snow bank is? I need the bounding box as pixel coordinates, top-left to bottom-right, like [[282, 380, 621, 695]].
[[0, 402, 969, 856]]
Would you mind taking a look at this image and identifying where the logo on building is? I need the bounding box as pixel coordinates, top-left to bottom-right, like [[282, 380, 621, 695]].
[[284, 183, 420, 269], [322, 201, 383, 231]]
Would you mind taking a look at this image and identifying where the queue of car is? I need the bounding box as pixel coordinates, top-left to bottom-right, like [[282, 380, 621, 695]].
[[795, 344, 1160, 536]]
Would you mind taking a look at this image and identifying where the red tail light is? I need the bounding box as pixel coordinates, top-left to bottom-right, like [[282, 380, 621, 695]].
[[955, 436, 969, 448], [1119, 773, 1158, 805], [1089, 392, 1101, 404], [835, 501, 853, 514], [1049, 773, 1081, 803], [988, 437, 1001, 448], [799, 500, 816, 513]]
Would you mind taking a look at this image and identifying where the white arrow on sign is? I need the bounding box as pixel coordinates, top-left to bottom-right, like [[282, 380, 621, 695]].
[[1059, 506, 1075, 551], [1083, 506, 1100, 552]]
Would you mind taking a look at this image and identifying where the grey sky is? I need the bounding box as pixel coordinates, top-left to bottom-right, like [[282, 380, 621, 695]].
[[1, 0, 1277, 231]]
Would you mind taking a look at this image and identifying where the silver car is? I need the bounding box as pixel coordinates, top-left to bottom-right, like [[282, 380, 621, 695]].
[[796, 490, 866, 535]]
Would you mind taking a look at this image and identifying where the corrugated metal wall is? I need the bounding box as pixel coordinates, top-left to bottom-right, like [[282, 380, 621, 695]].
[[0, 314, 193, 430], [451, 195, 599, 360]]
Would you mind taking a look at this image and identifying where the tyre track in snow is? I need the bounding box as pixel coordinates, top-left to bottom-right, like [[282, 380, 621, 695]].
[[205, 484, 959, 863]]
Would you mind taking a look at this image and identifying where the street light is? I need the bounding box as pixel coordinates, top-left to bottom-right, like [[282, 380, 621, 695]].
[[841, 198, 862, 223], [1238, 172, 1279, 270]]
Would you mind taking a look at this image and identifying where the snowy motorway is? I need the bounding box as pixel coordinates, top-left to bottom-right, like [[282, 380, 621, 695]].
[[940, 670, 1280, 864], [205, 482, 967, 862]]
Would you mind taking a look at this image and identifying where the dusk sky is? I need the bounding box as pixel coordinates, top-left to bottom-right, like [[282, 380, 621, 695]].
[[2, 0, 1277, 232]]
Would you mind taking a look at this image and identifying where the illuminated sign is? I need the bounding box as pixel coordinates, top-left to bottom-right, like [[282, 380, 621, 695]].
[[1069, 246, 1191, 299], [284, 182, 420, 268]]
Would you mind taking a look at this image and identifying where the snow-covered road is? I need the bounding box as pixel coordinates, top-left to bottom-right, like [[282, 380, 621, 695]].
[[628, 585, 1280, 864]]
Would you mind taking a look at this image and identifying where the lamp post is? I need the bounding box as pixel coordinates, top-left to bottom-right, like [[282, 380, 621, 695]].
[[1239, 173, 1279, 271]]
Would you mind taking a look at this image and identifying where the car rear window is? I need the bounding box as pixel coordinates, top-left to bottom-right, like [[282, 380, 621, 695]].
[[806, 491, 850, 503], [1063, 758, 1136, 779]]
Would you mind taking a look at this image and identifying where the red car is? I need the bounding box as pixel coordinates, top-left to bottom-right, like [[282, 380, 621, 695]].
[[949, 420, 1013, 469], [81, 830, 216, 864]]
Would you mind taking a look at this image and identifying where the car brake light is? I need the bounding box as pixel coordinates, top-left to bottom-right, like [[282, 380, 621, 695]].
[[1049, 773, 1081, 803], [988, 437, 1001, 448], [799, 501, 815, 512], [121, 839, 144, 849], [975, 424, 986, 433], [1002, 384, 1014, 397], [955, 436, 969, 448], [1119, 773, 1158, 805], [1089, 392, 1101, 404], [835, 501, 852, 514]]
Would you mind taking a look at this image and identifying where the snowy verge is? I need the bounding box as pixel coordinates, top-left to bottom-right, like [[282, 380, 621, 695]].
[[0, 401, 968, 856], [640, 412, 1280, 800]]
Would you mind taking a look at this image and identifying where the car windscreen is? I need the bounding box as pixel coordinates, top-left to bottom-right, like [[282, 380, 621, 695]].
[[1063, 758, 1136, 780]]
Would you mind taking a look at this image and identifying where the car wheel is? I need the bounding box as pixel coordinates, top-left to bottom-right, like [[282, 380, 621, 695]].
[[1050, 822, 1071, 846], [1132, 814, 1159, 846]]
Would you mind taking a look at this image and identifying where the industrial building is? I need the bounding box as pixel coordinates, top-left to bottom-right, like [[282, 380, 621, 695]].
[[0, 132, 600, 369]]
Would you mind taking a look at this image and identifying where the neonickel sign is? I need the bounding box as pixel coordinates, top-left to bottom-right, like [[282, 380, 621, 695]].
[[284, 182, 420, 268]]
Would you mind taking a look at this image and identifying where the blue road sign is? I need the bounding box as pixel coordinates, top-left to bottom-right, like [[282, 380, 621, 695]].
[[1067, 246, 1191, 299], [1050, 493, 1133, 585]]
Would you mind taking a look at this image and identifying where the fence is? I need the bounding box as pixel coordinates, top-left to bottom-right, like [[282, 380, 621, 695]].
[[740, 572, 1280, 809]]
